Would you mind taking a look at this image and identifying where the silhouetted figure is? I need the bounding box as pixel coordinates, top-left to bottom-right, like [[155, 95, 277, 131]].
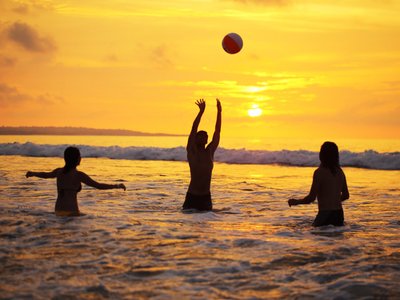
[[26, 146, 126, 216], [288, 142, 349, 226], [183, 99, 222, 211]]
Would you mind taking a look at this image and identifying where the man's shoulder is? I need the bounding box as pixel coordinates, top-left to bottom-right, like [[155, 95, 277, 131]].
[[205, 143, 217, 153]]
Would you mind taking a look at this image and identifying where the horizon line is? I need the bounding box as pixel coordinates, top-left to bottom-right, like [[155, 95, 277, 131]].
[[0, 126, 185, 137]]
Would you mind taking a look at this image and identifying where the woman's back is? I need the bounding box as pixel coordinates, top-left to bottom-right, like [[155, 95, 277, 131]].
[[56, 168, 82, 212], [315, 166, 345, 211]]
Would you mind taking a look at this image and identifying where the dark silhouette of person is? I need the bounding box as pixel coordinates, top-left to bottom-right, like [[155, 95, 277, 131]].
[[288, 141, 349, 226], [183, 98, 222, 211], [26, 146, 126, 216]]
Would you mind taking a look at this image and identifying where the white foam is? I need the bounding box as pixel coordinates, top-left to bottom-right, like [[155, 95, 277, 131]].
[[0, 142, 399, 170]]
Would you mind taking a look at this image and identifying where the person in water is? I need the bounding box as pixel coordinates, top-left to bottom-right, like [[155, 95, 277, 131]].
[[288, 141, 349, 226], [26, 146, 126, 216], [183, 98, 222, 211]]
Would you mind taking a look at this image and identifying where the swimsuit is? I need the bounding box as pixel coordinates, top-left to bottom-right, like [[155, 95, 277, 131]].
[[183, 192, 212, 211], [312, 209, 344, 227]]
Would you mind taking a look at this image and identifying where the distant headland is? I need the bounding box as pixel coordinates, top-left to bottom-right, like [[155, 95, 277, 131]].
[[0, 126, 184, 137]]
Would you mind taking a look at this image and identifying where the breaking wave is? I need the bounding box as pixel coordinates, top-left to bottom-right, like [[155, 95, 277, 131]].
[[1, 142, 399, 170]]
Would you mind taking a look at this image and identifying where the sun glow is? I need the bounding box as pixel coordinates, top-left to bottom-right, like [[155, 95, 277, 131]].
[[0, 0, 399, 138], [248, 105, 262, 118]]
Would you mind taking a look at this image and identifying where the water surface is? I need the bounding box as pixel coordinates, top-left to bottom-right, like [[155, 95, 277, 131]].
[[1, 156, 399, 299]]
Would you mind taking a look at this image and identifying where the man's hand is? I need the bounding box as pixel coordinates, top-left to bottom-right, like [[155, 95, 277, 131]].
[[26, 171, 33, 178], [195, 99, 206, 113], [216, 98, 222, 112]]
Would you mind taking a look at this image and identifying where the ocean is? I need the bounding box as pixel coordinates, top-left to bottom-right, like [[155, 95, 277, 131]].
[[1, 135, 399, 299]]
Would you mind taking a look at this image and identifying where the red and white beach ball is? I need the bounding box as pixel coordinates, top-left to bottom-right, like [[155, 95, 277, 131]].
[[222, 33, 243, 54]]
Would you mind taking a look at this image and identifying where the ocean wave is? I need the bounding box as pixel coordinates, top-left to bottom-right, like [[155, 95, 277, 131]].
[[0, 142, 399, 170]]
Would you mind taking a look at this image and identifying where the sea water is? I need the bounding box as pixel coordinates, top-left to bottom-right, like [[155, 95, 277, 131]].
[[0, 136, 399, 299]]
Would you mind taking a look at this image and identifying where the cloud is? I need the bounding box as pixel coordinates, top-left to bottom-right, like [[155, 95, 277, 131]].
[[104, 54, 118, 62], [5, 22, 56, 53], [382, 80, 400, 90], [149, 44, 173, 67], [0, 83, 30, 105], [337, 96, 400, 126], [0, 83, 63, 107], [164, 75, 315, 100], [0, 55, 16, 67], [12, 4, 29, 14], [36, 93, 64, 105], [10, 0, 55, 14]]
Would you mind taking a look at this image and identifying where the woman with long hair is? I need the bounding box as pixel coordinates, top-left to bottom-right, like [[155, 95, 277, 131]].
[[288, 142, 349, 226], [26, 146, 126, 216]]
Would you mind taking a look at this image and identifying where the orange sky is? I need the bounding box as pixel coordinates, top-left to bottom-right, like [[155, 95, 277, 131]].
[[0, 0, 399, 139]]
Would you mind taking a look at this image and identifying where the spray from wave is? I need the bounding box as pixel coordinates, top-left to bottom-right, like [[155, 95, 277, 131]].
[[1, 142, 399, 170]]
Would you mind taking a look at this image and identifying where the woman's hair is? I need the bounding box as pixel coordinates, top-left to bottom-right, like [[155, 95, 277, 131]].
[[319, 141, 340, 175], [63, 146, 81, 174]]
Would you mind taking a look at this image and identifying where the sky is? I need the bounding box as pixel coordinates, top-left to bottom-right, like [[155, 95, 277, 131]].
[[0, 0, 399, 139]]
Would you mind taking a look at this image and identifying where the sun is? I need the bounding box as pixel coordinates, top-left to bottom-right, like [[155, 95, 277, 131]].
[[247, 105, 262, 117]]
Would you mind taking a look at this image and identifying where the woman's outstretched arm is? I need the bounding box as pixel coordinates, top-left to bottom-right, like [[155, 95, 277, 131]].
[[288, 170, 320, 206], [79, 172, 126, 190], [26, 169, 59, 179]]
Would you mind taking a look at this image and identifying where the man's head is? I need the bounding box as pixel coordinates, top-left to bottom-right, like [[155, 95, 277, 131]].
[[195, 130, 208, 147]]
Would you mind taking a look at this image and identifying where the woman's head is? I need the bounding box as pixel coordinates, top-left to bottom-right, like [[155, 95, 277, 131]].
[[319, 141, 339, 174], [63, 146, 81, 173]]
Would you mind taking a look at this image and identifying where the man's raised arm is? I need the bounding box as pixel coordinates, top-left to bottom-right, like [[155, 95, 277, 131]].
[[209, 99, 222, 154], [187, 99, 206, 151]]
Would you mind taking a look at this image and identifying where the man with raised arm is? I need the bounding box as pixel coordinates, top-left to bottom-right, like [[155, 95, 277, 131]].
[[183, 98, 222, 211]]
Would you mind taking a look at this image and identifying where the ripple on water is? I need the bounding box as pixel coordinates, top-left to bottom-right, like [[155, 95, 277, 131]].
[[232, 238, 264, 248], [268, 252, 329, 269], [327, 280, 394, 299], [1, 158, 400, 299], [125, 266, 168, 277], [85, 284, 110, 297]]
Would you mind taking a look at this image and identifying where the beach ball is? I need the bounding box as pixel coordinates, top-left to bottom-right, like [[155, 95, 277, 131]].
[[222, 33, 243, 54]]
